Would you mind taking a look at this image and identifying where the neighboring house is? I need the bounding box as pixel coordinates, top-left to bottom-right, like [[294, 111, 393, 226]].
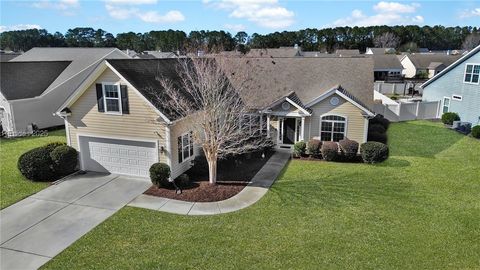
[[335, 49, 360, 57], [247, 46, 303, 57], [369, 54, 404, 81], [1, 48, 129, 134], [365, 47, 396, 55], [400, 54, 461, 78], [0, 51, 21, 62], [134, 51, 179, 59], [421, 45, 480, 125], [55, 57, 374, 179], [0, 61, 71, 134]]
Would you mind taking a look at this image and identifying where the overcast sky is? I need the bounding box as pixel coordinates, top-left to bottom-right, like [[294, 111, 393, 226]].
[[1, 0, 479, 34]]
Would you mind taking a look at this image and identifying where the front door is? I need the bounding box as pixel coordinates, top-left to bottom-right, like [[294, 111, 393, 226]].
[[282, 118, 296, 144]]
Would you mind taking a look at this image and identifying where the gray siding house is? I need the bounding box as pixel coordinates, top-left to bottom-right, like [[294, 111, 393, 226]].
[[422, 45, 480, 125]]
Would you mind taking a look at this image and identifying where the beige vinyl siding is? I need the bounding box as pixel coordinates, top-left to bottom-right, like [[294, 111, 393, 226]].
[[308, 94, 368, 143], [169, 115, 199, 179], [67, 68, 168, 163]]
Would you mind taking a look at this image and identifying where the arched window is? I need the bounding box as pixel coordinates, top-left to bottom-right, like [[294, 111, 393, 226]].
[[320, 115, 346, 142]]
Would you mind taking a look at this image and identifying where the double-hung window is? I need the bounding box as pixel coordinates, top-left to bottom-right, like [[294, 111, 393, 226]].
[[178, 132, 194, 163], [103, 84, 121, 113], [464, 64, 480, 84], [320, 115, 346, 142]]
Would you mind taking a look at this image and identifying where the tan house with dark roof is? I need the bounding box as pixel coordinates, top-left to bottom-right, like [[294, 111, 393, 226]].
[[56, 57, 375, 179], [400, 54, 461, 78]]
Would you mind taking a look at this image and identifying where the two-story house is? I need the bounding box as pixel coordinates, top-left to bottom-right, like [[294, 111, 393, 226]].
[[421, 45, 480, 125]]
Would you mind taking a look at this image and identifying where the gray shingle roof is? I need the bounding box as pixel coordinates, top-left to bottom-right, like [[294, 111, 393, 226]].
[[10, 47, 129, 105], [405, 54, 461, 69], [1, 61, 71, 100], [247, 47, 302, 58], [107, 57, 374, 121], [335, 49, 360, 56], [369, 54, 403, 70]]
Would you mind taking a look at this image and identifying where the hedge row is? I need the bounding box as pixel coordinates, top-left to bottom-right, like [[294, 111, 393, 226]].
[[368, 114, 389, 144]]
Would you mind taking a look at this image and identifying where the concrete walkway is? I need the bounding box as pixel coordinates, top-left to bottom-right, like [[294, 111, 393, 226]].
[[128, 149, 291, 215], [0, 173, 151, 270]]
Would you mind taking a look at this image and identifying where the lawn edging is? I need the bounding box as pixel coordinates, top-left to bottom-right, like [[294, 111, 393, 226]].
[[127, 149, 291, 215]]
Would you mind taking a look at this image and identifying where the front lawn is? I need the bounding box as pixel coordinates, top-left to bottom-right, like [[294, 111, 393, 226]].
[[43, 121, 480, 269], [0, 129, 66, 209]]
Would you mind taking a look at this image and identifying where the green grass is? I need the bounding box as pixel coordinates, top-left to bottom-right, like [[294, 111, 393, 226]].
[[0, 129, 66, 209], [43, 121, 480, 269]]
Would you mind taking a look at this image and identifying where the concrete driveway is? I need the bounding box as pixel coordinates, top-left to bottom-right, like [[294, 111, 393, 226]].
[[0, 173, 151, 270]]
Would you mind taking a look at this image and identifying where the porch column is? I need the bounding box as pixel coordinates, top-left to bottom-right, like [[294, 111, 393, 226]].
[[266, 115, 271, 138], [300, 117, 305, 141]]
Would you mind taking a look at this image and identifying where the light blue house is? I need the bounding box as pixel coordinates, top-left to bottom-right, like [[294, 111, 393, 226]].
[[422, 45, 480, 126]]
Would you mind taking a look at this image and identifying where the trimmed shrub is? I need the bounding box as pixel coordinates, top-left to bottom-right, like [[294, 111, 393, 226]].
[[191, 155, 209, 176], [18, 147, 55, 181], [50, 145, 78, 176], [339, 139, 359, 161], [44, 141, 67, 152], [368, 132, 387, 144], [176, 173, 190, 187], [472, 125, 480, 139], [321, 141, 338, 161], [360, 142, 389, 163], [149, 163, 171, 188], [370, 114, 390, 130], [368, 124, 386, 134], [307, 139, 321, 157], [441, 112, 460, 125], [293, 141, 306, 157]]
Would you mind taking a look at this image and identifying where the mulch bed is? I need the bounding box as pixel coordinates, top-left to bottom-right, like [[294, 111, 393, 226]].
[[144, 150, 274, 202]]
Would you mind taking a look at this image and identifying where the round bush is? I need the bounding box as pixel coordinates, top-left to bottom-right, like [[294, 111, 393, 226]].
[[441, 112, 460, 125], [360, 142, 389, 164], [368, 124, 386, 134], [370, 114, 390, 130], [338, 139, 359, 161], [368, 132, 387, 144], [307, 139, 321, 157], [321, 141, 338, 161], [44, 141, 67, 152], [149, 163, 171, 188], [175, 173, 190, 187], [50, 145, 78, 176], [471, 125, 480, 139], [293, 141, 306, 157], [17, 147, 55, 181]]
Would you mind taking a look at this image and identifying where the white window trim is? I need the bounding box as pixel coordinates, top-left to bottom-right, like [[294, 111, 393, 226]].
[[102, 82, 122, 115], [463, 63, 480, 85], [178, 132, 193, 164], [319, 114, 348, 142], [442, 96, 451, 114]]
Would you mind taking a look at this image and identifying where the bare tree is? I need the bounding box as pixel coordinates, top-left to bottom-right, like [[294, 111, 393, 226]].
[[462, 33, 480, 50], [373, 32, 401, 48], [148, 57, 269, 184]]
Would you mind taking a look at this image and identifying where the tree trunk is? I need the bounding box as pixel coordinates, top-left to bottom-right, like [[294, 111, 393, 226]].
[[206, 154, 218, 185]]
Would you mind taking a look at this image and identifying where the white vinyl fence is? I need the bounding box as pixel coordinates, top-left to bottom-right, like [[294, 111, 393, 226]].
[[373, 101, 440, 122], [374, 82, 423, 95]]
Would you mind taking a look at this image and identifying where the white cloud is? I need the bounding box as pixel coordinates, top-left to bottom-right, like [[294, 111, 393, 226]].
[[331, 1, 424, 27], [31, 0, 79, 10], [224, 23, 246, 32], [105, 2, 185, 23], [0, 24, 42, 33], [104, 0, 157, 5], [459, 8, 480, 18], [205, 0, 295, 29], [138, 10, 185, 23], [373, 2, 419, 13]]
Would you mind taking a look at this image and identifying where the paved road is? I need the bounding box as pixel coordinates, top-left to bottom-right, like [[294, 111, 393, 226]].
[[0, 173, 151, 270]]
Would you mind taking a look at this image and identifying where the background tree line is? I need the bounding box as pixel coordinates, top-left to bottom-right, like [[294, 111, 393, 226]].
[[1, 25, 479, 53]]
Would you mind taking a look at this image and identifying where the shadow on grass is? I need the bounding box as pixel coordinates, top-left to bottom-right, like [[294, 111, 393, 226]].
[[388, 121, 463, 158], [376, 158, 410, 168]]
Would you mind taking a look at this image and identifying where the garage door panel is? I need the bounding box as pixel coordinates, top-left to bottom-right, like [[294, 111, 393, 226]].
[[79, 136, 157, 178]]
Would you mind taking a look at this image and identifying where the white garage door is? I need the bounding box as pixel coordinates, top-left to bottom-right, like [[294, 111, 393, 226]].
[[79, 136, 157, 177]]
